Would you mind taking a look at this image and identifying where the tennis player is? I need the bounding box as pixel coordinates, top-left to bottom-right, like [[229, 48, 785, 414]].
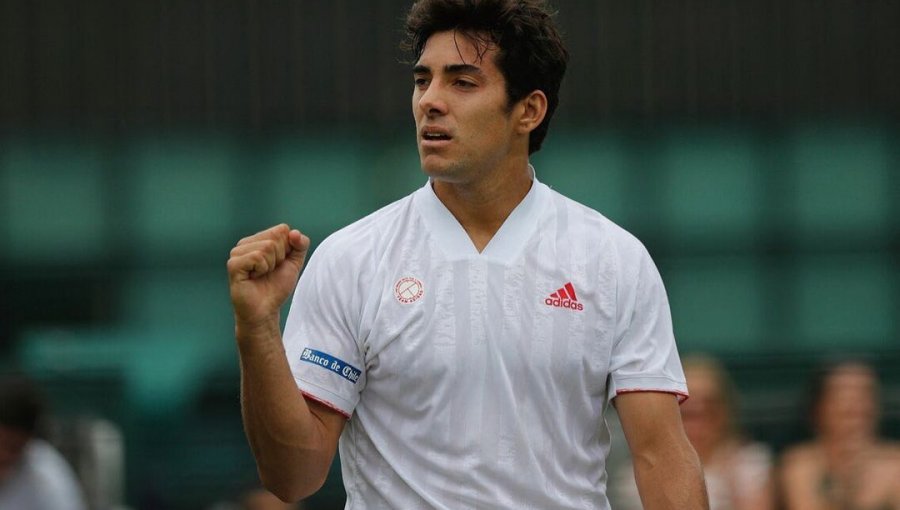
[[227, 1, 708, 508]]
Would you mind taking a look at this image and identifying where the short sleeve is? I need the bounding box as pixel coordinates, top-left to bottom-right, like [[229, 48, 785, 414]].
[[283, 238, 366, 418], [607, 242, 688, 404]]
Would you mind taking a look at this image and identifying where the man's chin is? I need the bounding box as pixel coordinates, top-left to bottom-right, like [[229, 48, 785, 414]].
[[419, 157, 456, 179]]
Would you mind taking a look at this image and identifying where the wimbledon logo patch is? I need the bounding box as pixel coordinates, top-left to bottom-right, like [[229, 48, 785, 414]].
[[300, 348, 361, 384], [394, 276, 424, 304]]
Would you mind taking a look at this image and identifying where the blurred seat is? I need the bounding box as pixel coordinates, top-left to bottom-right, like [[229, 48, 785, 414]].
[[117, 268, 232, 341], [531, 130, 631, 226], [116, 268, 236, 395], [257, 134, 373, 243], [122, 135, 239, 263], [664, 255, 766, 354], [17, 327, 236, 507], [785, 124, 891, 245], [656, 129, 762, 248], [370, 140, 425, 208], [0, 137, 109, 265], [18, 324, 217, 418], [789, 254, 893, 351]]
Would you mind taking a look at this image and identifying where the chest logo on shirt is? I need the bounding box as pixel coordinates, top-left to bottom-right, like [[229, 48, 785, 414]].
[[394, 276, 424, 304], [544, 282, 584, 311]]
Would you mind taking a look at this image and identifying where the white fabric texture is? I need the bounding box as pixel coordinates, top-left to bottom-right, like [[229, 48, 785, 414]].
[[284, 175, 687, 509]]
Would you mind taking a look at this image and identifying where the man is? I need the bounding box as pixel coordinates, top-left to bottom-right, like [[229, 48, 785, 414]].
[[227, 1, 708, 508], [0, 374, 87, 510]]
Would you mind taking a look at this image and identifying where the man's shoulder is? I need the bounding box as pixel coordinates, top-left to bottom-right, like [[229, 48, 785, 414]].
[[544, 185, 647, 259], [310, 191, 417, 263]]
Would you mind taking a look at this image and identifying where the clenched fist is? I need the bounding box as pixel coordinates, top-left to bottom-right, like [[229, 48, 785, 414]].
[[227, 224, 310, 336]]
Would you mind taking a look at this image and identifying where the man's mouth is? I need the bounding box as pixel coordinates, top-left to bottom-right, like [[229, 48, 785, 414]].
[[421, 128, 452, 142]]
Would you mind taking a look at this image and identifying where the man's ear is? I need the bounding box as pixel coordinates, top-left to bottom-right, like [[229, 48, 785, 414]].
[[515, 90, 548, 135]]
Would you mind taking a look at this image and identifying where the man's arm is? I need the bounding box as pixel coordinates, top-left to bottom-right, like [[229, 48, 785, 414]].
[[227, 224, 346, 502], [615, 391, 709, 510]]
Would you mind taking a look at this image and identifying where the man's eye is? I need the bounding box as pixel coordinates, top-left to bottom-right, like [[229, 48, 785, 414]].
[[414, 78, 429, 87], [455, 80, 476, 88]]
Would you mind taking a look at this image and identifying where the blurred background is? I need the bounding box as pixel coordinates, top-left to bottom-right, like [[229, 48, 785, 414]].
[[0, 1, 898, 509]]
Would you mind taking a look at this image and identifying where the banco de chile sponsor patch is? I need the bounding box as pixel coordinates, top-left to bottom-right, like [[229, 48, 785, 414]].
[[300, 348, 361, 384]]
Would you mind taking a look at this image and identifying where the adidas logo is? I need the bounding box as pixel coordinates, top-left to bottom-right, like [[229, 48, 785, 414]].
[[544, 282, 583, 311]]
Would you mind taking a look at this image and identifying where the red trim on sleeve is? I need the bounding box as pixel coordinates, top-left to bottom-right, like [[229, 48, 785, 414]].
[[616, 388, 690, 404], [300, 390, 352, 420]]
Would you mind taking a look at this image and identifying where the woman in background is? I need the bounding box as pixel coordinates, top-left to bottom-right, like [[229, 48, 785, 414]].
[[780, 361, 900, 510], [611, 355, 774, 510]]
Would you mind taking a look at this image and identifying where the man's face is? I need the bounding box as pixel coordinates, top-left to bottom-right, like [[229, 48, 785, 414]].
[[412, 30, 519, 182], [0, 425, 30, 482]]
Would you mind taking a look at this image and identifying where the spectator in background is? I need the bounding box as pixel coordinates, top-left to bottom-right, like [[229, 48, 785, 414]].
[[0, 373, 88, 510], [611, 355, 774, 510], [780, 360, 900, 510]]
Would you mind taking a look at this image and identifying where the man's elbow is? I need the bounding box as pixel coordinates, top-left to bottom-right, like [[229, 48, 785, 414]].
[[259, 467, 328, 503]]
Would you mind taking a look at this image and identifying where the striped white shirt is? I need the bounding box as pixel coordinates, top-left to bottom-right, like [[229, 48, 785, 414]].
[[284, 174, 687, 509]]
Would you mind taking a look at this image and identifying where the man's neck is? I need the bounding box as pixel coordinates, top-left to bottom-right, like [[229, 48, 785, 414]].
[[432, 159, 533, 253]]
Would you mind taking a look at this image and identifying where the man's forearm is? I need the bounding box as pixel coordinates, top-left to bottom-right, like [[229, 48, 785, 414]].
[[632, 441, 709, 510], [238, 323, 332, 501]]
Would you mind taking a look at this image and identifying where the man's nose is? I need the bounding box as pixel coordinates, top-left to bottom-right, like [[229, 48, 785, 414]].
[[417, 83, 448, 116]]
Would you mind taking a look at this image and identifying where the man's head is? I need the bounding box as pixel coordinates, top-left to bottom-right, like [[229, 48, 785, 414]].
[[405, 0, 568, 155], [0, 374, 44, 482]]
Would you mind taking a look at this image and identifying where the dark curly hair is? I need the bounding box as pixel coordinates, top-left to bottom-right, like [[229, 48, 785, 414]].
[[404, 0, 568, 154]]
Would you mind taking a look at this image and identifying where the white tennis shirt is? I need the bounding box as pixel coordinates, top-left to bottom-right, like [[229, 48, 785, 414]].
[[284, 173, 687, 509]]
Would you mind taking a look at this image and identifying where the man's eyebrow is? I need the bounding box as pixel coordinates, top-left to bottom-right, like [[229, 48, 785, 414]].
[[412, 64, 484, 76], [445, 63, 483, 76]]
